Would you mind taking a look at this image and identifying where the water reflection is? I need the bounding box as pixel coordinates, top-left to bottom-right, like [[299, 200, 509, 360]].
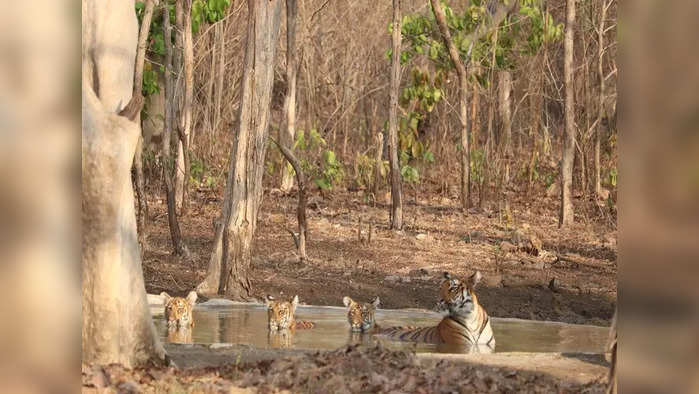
[[167, 326, 192, 344], [152, 304, 609, 354]]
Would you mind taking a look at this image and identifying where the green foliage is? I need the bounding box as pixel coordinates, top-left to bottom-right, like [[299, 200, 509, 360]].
[[135, 0, 231, 97], [293, 129, 344, 190], [142, 65, 160, 95], [401, 165, 420, 185], [470, 148, 486, 185], [608, 167, 617, 188]]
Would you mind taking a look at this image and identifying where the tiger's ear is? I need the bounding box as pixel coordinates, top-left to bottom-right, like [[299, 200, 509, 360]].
[[265, 295, 275, 306], [343, 296, 353, 307], [467, 271, 483, 288], [291, 295, 299, 311], [186, 291, 198, 306], [443, 272, 452, 280], [371, 296, 381, 307], [160, 292, 172, 304]]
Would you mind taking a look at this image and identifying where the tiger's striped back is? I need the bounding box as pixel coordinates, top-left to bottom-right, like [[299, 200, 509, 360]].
[[294, 320, 315, 329], [379, 325, 442, 343]]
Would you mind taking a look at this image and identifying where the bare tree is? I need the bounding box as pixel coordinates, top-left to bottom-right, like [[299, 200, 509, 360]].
[[431, 0, 515, 212], [280, 0, 300, 193], [499, 70, 513, 184], [197, 0, 283, 299], [272, 139, 308, 262], [162, 1, 188, 255], [133, 0, 159, 249], [560, 0, 576, 227], [177, 0, 195, 213], [595, 0, 613, 198], [431, 0, 470, 211], [388, 0, 404, 230], [82, 0, 165, 367]]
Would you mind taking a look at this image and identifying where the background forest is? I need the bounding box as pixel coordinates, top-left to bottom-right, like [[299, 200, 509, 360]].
[[133, 0, 617, 325]]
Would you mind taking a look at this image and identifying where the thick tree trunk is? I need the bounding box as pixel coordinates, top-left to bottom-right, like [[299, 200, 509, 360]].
[[82, 0, 165, 367], [280, 0, 299, 193], [388, 0, 404, 230], [560, 0, 576, 227], [197, 0, 283, 299], [162, 2, 188, 255]]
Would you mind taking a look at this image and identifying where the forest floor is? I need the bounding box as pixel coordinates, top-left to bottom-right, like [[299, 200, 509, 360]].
[[82, 343, 608, 393], [142, 178, 617, 326]]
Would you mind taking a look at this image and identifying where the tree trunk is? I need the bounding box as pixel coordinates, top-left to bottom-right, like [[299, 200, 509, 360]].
[[273, 139, 307, 262], [499, 70, 512, 185], [560, 0, 576, 227], [374, 131, 384, 199], [197, 0, 283, 299], [162, 1, 188, 256], [213, 21, 226, 155], [174, 0, 185, 211], [280, 0, 299, 193], [388, 0, 404, 230], [132, 0, 158, 250], [595, 0, 609, 197], [177, 0, 194, 214], [431, 0, 477, 212], [471, 75, 480, 149], [82, 0, 165, 367]]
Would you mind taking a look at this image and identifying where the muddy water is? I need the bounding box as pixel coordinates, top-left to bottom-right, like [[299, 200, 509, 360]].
[[153, 303, 609, 354]]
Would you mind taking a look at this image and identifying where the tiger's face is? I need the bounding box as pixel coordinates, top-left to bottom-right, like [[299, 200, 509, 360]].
[[161, 291, 197, 328], [266, 295, 298, 331], [343, 296, 380, 332], [437, 271, 482, 316]]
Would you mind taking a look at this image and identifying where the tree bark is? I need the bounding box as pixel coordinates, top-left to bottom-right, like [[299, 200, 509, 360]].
[[499, 70, 513, 184], [388, 0, 404, 230], [162, 1, 188, 255], [272, 139, 307, 262], [197, 0, 283, 299], [374, 131, 384, 199], [280, 0, 299, 193], [82, 0, 165, 367], [174, 0, 185, 211], [560, 0, 576, 227], [132, 0, 158, 250], [595, 0, 610, 198], [177, 0, 195, 214]]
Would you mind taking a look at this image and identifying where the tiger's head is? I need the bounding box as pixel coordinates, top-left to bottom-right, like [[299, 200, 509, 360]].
[[437, 271, 482, 316], [265, 295, 298, 331], [161, 290, 197, 328], [343, 296, 380, 332]]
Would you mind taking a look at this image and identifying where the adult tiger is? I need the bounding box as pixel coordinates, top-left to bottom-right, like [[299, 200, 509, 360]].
[[265, 295, 315, 331], [379, 271, 495, 348]]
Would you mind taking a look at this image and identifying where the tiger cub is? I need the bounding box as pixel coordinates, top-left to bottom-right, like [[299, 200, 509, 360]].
[[161, 291, 197, 344], [161, 290, 197, 328], [265, 295, 315, 331], [379, 271, 495, 348], [343, 296, 381, 332]]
